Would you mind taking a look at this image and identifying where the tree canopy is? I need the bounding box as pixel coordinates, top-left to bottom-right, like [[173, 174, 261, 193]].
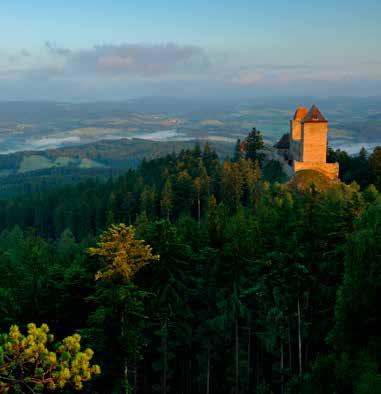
[[0, 137, 379, 393]]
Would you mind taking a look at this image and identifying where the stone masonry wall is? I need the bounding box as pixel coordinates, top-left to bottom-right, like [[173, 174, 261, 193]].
[[301, 122, 328, 163], [290, 120, 302, 161], [290, 120, 302, 140]]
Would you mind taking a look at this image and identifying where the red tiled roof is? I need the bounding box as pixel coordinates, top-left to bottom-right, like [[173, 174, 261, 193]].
[[302, 105, 327, 123], [293, 107, 308, 120]]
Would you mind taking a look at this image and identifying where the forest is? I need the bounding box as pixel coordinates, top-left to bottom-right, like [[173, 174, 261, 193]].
[[0, 129, 380, 393]]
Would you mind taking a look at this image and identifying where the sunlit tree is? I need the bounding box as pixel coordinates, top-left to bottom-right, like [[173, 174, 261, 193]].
[[88, 223, 159, 283], [88, 223, 159, 393], [0, 323, 100, 393]]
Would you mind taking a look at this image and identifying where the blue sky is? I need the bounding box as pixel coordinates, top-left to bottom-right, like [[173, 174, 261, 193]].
[[0, 0, 380, 100]]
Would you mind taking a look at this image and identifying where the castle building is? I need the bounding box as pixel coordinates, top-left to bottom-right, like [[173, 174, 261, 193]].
[[275, 105, 339, 179]]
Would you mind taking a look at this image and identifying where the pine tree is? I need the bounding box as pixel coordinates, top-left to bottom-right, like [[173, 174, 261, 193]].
[[222, 162, 244, 210], [369, 146, 381, 188], [233, 139, 243, 162], [161, 179, 174, 220], [244, 128, 265, 166], [0, 323, 100, 392], [88, 224, 159, 393]]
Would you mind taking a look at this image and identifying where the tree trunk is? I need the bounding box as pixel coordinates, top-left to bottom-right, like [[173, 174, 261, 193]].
[[187, 359, 192, 394], [134, 365, 137, 394], [247, 328, 251, 392], [305, 342, 309, 370], [162, 326, 168, 394], [206, 346, 210, 394], [280, 342, 284, 394], [197, 196, 201, 226], [297, 297, 302, 375], [235, 319, 239, 394], [144, 359, 149, 394], [181, 360, 185, 394], [255, 336, 260, 386], [288, 319, 292, 371], [121, 310, 129, 394]]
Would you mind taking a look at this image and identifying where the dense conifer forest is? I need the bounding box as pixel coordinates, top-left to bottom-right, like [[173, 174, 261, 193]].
[[0, 132, 380, 393]]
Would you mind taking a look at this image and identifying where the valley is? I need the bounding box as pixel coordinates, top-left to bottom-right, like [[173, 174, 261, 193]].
[[1, 97, 380, 156]]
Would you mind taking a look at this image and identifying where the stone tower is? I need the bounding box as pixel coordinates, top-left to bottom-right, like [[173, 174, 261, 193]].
[[289, 105, 339, 179], [289, 106, 308, 161]]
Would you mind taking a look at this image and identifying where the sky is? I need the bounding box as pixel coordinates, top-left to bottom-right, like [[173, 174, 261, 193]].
[[0, 0, 381, 101]]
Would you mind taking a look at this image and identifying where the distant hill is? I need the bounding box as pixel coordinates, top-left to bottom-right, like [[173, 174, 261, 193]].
[[0, 138, 233, 177], [0, 138, 234, 198]]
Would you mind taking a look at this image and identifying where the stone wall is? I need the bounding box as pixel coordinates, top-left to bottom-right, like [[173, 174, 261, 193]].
[[301, 122, 328, 163], [293, 161, 339, 180], [290, 119, 302, 161], [290, 119, 302, 140]]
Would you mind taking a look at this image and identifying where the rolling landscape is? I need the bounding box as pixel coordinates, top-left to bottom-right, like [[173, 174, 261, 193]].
[[1, 97, 381, 156], [1, 97, 380, 177], [0, 1, 381, 394], [1, 97, 380, 198]]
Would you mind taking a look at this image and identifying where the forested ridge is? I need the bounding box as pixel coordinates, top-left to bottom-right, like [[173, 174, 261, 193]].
[[0, 132, 380, 393]]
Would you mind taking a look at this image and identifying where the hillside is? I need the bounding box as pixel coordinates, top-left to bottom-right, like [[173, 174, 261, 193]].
[[0, 138, 237, 198], [0, 138, 234, 176]]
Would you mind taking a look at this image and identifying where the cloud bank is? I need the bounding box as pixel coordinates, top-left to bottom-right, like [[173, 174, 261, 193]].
[[44, 42, 207, 77], [0, 42, 380, 100]]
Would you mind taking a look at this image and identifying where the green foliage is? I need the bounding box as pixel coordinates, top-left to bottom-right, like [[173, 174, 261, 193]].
[[262, 160, 288, 183], [369, 146, 381, 189], [328, 146, 381, 189], [0, 138, 379, 393], [243, 127, 265, 165], [324, 203, 381, 393]]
